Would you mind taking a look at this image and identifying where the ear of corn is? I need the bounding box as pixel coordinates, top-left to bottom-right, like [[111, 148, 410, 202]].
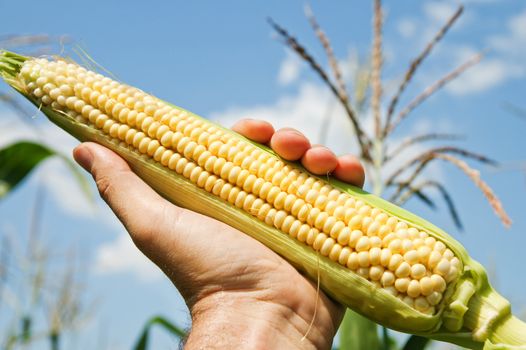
[[1, 51, 525, 350]]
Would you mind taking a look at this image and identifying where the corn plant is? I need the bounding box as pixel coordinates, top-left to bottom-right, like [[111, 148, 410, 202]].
[[268, 2, 512, 349], [0, 35, 91, 350]]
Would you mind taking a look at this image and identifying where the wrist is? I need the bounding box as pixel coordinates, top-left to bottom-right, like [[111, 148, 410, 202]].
[[185, 291, 334, 350]]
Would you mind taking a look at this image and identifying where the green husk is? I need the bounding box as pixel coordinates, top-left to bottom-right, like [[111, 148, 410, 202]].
[[1, 50, 525, 350]]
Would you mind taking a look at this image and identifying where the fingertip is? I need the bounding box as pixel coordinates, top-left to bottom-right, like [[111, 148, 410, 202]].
[[270, 128, 311, 161], [231, 118, 275, 144], [301, 146, 338, 175], [74, 142, 130, 176], [333, 154, 366, 188], [73, 143, 94, 172]]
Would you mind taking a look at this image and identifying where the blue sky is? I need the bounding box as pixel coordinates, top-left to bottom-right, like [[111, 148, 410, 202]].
[[1, 1, 526, 349]]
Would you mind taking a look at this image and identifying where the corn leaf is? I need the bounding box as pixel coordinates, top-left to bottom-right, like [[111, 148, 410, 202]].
[[403, 335, 431, 350], [339, 310, 381, 350], [133, 315, 186, 350], [0, 140, 91, 200]]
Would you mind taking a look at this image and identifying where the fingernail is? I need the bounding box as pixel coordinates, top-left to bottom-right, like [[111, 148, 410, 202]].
[[73, 146, 94, 172]]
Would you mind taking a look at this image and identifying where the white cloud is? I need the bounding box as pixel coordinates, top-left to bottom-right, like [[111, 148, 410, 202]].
[[93, 233, 163, 281], [489, 9, 526, 56], [397, 18, 417, 39], [447, 59, 519, 95], [446, 9, 526, 95], [277, 51, 303, 86]]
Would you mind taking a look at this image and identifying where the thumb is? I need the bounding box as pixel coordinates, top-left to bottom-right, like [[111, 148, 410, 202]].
[[73, 142, 183, 249]]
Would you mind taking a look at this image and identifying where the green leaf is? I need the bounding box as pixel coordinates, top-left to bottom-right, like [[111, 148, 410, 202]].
[[339, 310, 381, 350], [0, 141, 55, 198], [0, 140, 92, 200], [21, 315, 31, 343], [403, 335, 430, 350], [133, 315, 186, 350]]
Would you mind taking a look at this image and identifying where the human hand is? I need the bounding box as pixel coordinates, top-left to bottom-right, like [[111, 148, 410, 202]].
[[73, 119, 365, 350]]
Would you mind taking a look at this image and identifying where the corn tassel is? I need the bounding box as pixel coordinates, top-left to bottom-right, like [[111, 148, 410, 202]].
[[1, 51, 525, 350]]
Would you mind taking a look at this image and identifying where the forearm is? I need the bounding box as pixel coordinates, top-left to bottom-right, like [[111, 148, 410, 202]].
[[184, 293, 334, 350]]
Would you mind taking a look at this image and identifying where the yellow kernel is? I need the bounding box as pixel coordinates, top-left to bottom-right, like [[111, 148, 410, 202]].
[[335, 227, 350, 245], [430, 274, 446, 292], [446, 266, 459, 282], [411, 264, 427, 280], [388, 239, 402, 254], [414, 297, 430, 312], [357, 251, 370, 267], [348, 214, 363, 229], [313, 212, 329, 230], [380, 248, 392, 267], [450, 257, 461, 269], [407, 280, 422, 298], [322, 216, 337, 235], [369, 247, 381, 265], [435, 259, 451, 277], [395, 262, 411, 278], [419, 277, 434, 296], [313, 233, 328, 251], [426, 291, 442, 306], [314, 195, 328, 210], [381, 271, 395, 286], [370, 236, 382, 248], [265, 208, 277, 226], [434, 241, 447, 253], [425, 237, 436, 247], [444, 249, 455, 260], [297, 225, 310, 243], [417, 246, 432, 264], [386, 217, 398, 229], [404, 250, 419, 265], [361, 217, 373, 231], [339, 247, 351, 265], [333, 207, 346, 220], [394, 278, 410, 293], [168, 153, 181, 170], [348, 230, 362, 248], [388, 254, 404, 271], [395, 222, 408, 231], [375, 213, 389, 224], [175, 157, 188, 174], [329, 243, 342, 261], [346, 252, 359, 270], [281, 216, 295, 233], [382, 232, 396, 247], [367, 222, 380, 236], [320, 238, 335, 257], [369, 266, 384, 281], [397, 229, 409, 239], [402, 239, 414, 253], [147, 140, 160, 156], [355, 236, 371, 252], [428, 251, 442, 269], [329, 221, 345, 239]]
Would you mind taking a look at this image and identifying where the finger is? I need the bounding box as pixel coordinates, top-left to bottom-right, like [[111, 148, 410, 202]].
[[73, 142, 182, 246], [231, 118, 275, 144], [270, 128, 311, 161], [333, 154, 366, 188], [301, 145, 338, 175]]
